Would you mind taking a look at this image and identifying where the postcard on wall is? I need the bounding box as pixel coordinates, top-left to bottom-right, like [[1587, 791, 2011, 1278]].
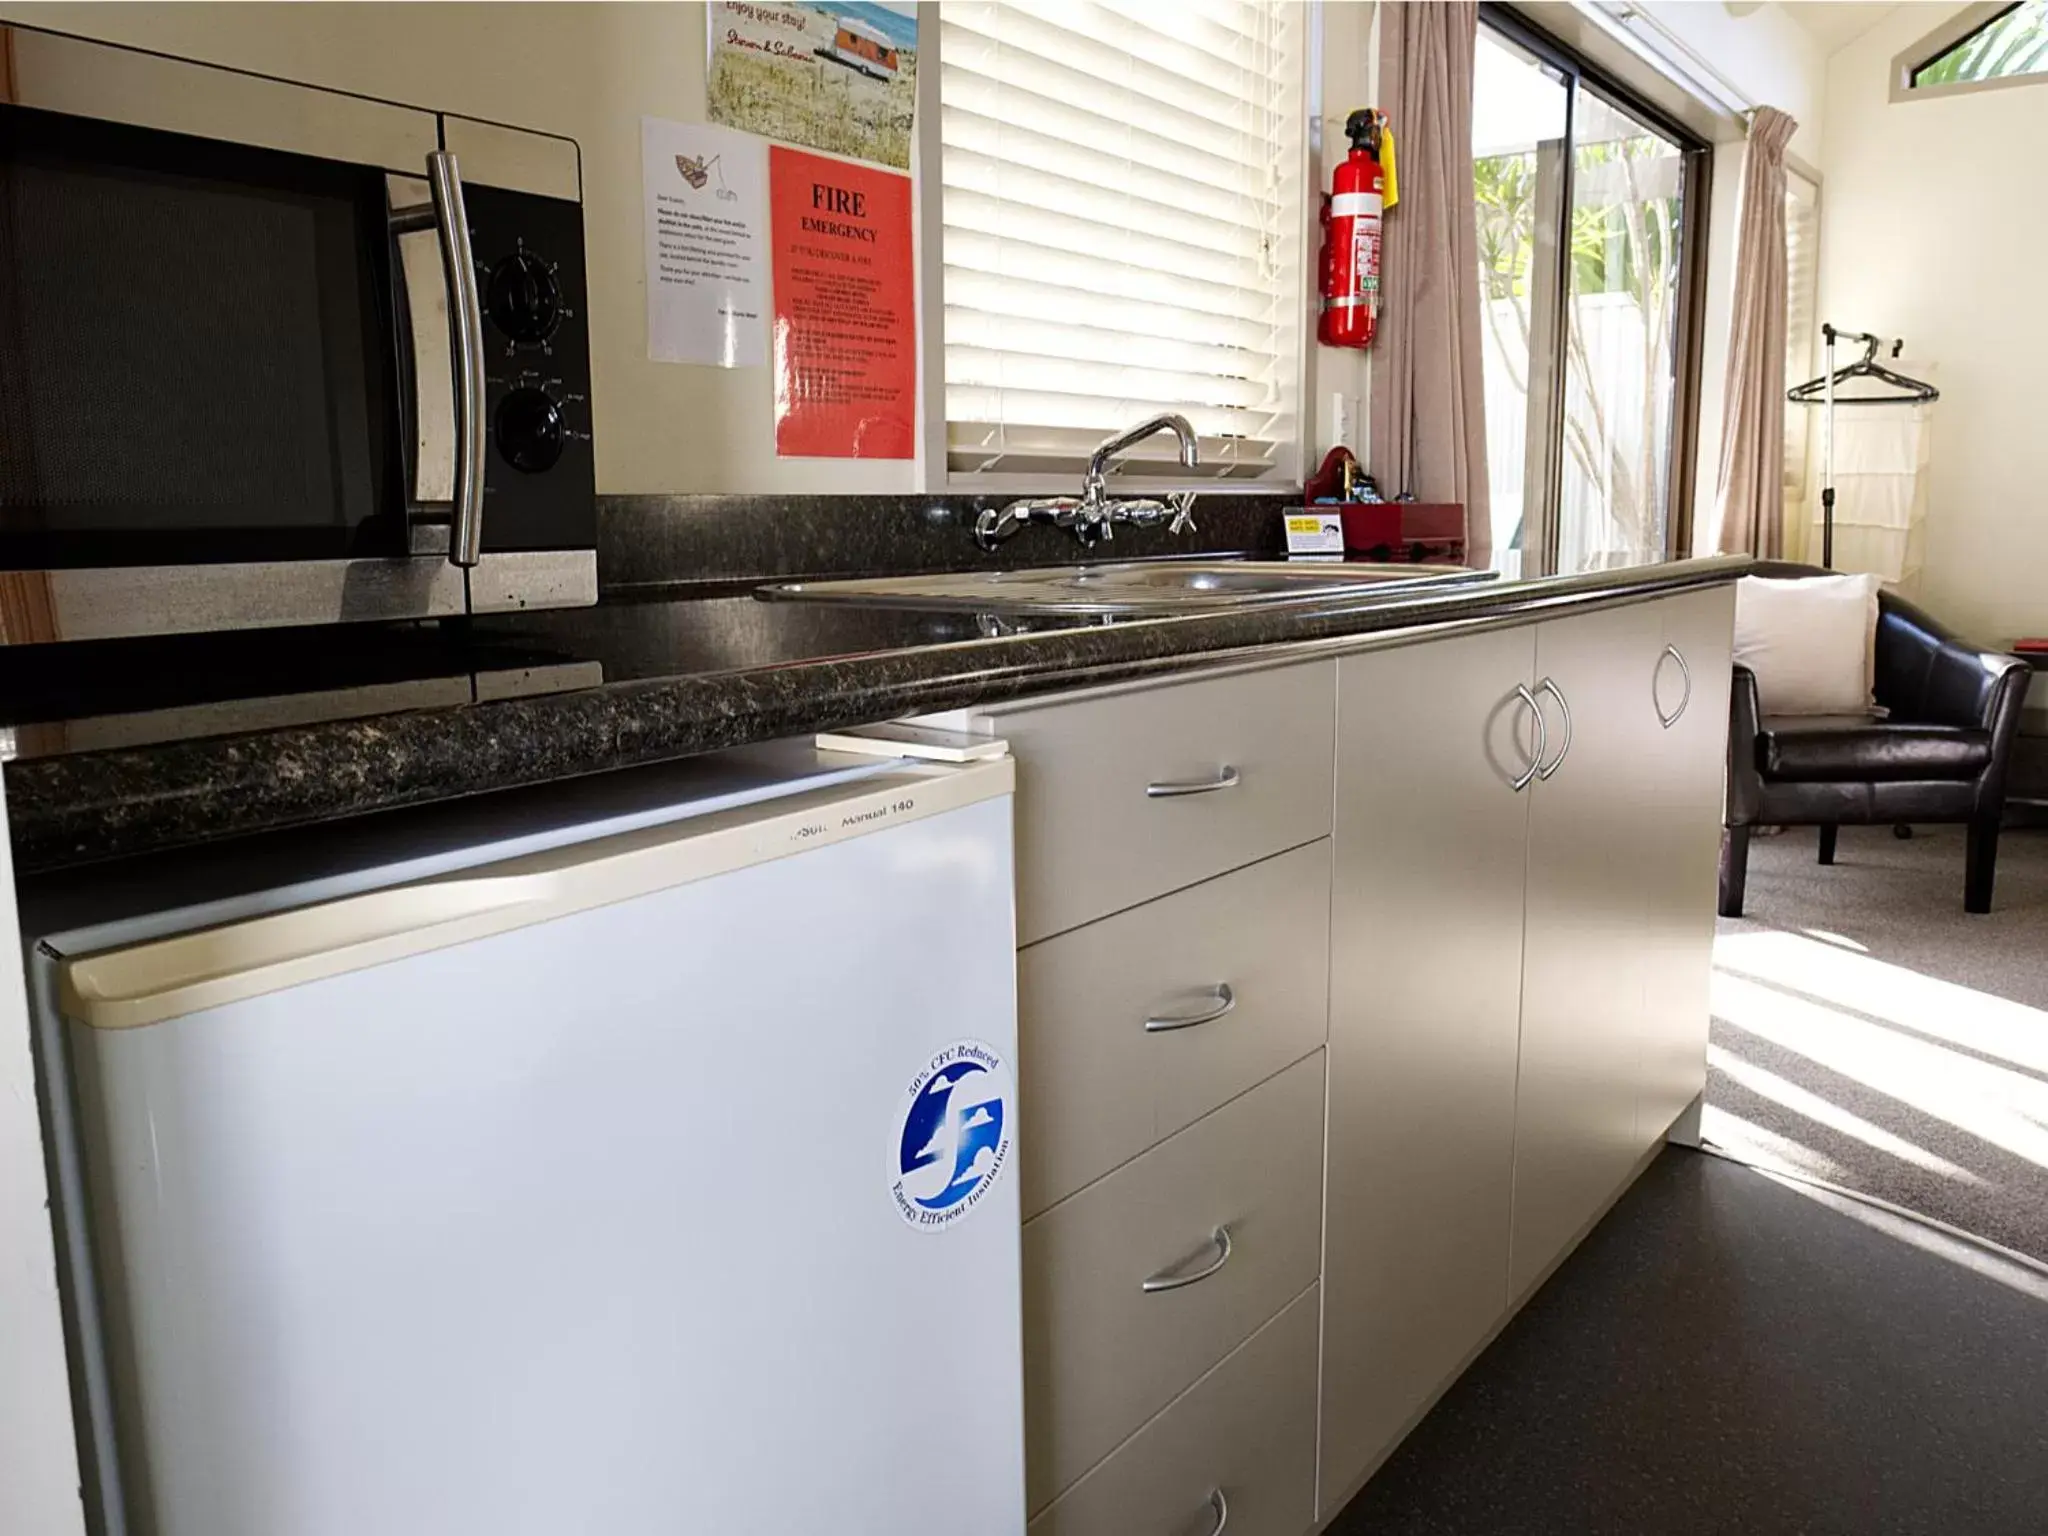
[[769, 146, 915, 459], [706, 1, 919, 172], [642, 116, 768, 367]]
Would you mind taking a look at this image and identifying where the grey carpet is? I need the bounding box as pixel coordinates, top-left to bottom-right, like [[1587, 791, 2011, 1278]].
[[1706, 823, 2048, 1263], [1330, 1149, 2048, 1535]]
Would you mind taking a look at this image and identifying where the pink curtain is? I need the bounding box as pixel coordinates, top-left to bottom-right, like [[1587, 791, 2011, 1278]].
[[1714, 107, 1799, 556], [1369, 0, 1491, 567]]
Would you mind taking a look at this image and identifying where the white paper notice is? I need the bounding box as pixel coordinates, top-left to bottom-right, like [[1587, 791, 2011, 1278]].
[[642, 116, 767, 367]]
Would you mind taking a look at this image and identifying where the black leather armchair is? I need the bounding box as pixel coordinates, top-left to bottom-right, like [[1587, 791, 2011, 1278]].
[[1722, 562, 2034, 916]]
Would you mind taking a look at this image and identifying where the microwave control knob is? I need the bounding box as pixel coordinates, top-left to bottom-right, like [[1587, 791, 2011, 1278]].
[[486, 250, 563, 343], [494, 386, 566, 473]]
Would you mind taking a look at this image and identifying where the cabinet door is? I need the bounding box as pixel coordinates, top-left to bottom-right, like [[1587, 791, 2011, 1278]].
[[1319, 628, 1535, 1517], [1511, 600, 1667, 1301], [1637, 585, 1736, 1142]]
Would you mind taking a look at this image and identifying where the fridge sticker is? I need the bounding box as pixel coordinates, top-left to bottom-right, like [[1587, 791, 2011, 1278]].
[[706, 1, 920, 172], [891, 1040, 1014, 1231], [642, 116, 768, 367], [769, 146, 916, 459]]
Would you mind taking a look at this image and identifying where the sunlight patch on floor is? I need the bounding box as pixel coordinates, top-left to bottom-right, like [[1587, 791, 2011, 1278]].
[[1713, 969, 2048, 1171], [1707, 1045, 1984, 1185], [1716, 929, 2048, 1074], [1698, 1105, 1851, 1185]]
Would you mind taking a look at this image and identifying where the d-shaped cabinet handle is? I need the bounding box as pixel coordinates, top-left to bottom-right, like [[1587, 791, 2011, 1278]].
[[1141, 1225, 1234, 1293], [1535, 677, 1573, 780], [1144, 983, 1236, 1033], [1146, 767, 1241, 799], [1197, 1488, 1230, 1535], [1508, 683, 1547, 793], [1656, 644, 1692, 729]]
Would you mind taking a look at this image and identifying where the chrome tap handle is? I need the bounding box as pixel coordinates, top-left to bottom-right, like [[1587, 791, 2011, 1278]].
[[974, 496, 1083, 552]]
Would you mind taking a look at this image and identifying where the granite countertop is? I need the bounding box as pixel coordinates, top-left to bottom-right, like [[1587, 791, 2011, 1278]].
[[2, 554, 1750, 872]]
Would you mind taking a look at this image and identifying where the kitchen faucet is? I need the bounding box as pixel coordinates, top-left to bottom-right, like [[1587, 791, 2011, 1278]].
[[974, 414, 1201, 551]]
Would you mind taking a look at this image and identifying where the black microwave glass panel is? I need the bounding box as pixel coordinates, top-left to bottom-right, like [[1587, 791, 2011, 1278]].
[[0, 106, 402, 566]]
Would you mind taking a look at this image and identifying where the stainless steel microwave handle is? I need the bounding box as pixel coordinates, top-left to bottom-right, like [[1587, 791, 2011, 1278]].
[[427, 151, 487, 569]]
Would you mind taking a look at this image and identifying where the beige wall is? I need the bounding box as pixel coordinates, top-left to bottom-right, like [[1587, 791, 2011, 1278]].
[[3, 1, 925, 496], [1309, 0, 1377, 474], [1815, 3, 2048, 641], [7, 2, 1365, 500]]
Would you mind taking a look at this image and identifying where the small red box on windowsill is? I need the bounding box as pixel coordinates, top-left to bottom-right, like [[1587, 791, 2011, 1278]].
[[1336, 501, 1465, 564]]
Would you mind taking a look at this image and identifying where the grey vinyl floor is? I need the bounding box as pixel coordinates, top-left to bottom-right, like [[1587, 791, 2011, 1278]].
[[1328, 1148, 2048, 1535]]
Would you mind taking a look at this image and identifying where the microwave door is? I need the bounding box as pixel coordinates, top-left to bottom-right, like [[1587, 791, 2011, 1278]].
[[388, 155, 486, 569]]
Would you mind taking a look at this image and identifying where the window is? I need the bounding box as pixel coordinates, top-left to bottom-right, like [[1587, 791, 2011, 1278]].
[[936, 2, 1307, 483], [1911, 1, 2048, 89], [1473, 11, 1706, 578]]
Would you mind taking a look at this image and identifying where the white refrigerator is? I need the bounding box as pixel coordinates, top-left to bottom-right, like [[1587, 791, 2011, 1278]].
[[32, 751, 1024, 1536]]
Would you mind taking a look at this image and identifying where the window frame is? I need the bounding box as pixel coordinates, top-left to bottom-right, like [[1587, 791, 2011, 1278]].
[[1478, 3, 1712, 570], [1894, 1, 2048, 103], [916, 0, 1314, 496]]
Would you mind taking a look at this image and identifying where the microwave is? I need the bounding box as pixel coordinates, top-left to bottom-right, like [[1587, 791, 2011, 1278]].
[[0, 24, 598, 645]]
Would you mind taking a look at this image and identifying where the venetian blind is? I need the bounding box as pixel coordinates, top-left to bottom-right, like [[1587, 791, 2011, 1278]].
[[1782, 169, 1821, 505], [938, 0, 1308, 480]]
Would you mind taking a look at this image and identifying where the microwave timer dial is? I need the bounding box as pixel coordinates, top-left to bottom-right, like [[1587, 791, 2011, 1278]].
[[486, 247, 564, 344], [494, 385, 566, 473]]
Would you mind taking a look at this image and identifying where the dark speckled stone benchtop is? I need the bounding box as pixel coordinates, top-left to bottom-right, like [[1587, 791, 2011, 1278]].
[[2, 538, 1749, 872]]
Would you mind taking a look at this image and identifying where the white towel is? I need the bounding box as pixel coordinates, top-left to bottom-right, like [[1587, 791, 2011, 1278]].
[[1810, 399, 1932, 584]]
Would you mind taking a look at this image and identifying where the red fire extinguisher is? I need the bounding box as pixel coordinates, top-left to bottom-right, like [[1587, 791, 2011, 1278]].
[[1318, 108, 1396, 350]]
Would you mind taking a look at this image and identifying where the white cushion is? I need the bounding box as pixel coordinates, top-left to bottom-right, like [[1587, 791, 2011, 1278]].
[[1733, 573, 1882, 717]]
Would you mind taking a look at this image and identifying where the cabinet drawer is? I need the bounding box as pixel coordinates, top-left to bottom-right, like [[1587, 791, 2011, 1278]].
[[991, 662, 1336, 943], [1024, 1052, 1325, 1511], [1029, 1283, 1319, 1536], [1020, 840, 1332, 1218]]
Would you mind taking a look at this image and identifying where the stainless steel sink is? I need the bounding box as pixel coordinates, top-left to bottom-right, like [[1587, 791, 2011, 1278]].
[[759, 561, 1496, 617]]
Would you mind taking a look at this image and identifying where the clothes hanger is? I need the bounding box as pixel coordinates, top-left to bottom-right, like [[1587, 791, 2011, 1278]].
[[1788, 327, 1939, 405], [1785, 325, 1938, 570]]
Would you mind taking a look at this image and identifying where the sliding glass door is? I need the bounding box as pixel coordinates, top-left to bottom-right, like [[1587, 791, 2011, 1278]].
[[1474, 10, 1708, 578]]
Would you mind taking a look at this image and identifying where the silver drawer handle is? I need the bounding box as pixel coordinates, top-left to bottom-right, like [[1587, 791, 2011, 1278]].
[[1146, 766, 1241, 799], [1199, 1488, 1230, 1535], [1145, 983, 1236, 1033], [1535, 677, 1572, 780], [1656, 643, 1692, 729], [1142, 1225, 1233, 1293], [1508, 683, 1547, 793]]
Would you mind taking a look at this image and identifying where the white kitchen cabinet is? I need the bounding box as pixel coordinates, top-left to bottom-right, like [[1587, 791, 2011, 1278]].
[[1636, 584, 1737, 1143], [1028, 1283, 1319, 1536], [1318, 627, 1536, 1516], [980, 662, 1336, 944], [1023, 1052, 1326, 1513], [1018, 840, 1331, 1218], [984, 584, 1736, 1532], [1510, 599, 1671, 1300]]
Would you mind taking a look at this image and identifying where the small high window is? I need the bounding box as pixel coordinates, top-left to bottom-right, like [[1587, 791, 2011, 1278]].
[[1910, 0, 2048, 89]]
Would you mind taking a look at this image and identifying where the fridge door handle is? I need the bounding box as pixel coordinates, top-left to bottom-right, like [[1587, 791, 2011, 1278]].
[[59, 759, 1018, 1032], [61, 874, 564, 1031]]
